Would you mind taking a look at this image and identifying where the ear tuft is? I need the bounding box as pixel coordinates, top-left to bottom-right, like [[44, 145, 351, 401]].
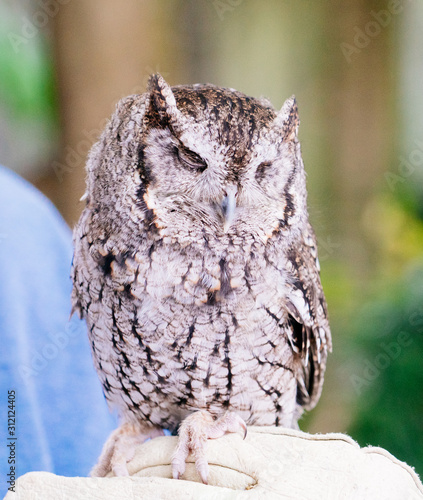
[[274, 95, 299, 141], [145, 74, 179, 128]]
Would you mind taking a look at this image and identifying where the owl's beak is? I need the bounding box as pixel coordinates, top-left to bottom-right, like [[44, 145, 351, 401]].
[[222, 184, 237, 233]]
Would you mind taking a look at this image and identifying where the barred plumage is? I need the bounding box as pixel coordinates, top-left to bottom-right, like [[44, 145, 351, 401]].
[[72, 74, 331, 481]]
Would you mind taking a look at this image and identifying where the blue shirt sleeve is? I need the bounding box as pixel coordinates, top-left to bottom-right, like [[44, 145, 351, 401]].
[[0, 166, 117, 495]]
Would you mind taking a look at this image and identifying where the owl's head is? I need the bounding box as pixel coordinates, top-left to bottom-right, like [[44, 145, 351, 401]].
[[86, 74, 309, 246]]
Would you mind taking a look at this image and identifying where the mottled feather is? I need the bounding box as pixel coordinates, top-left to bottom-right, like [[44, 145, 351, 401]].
[[72, 74, 331, 443]]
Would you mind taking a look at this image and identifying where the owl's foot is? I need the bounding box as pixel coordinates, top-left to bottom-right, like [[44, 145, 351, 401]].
[[91, 422, 164, 477], [171, 410, 247, 484]]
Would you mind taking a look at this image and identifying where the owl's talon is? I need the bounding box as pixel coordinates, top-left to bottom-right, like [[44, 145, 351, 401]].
[[200, 473, 208, 485], [172, 458, 186, 480], [195, 456, 209, 484], [91, 423, 163, 477], [241, 421, 248, 440], [171, 410, 247, 484], [112, 463, 129, 477]]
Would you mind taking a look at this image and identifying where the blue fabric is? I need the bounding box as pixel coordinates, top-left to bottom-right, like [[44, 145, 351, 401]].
[[0, 166, 117, 496]]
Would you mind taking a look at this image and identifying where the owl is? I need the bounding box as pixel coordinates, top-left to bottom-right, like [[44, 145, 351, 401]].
[[71, 74, 331, 482]]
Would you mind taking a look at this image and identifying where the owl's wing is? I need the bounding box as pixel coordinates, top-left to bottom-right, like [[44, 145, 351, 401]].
[[283, 224, 332, 411]]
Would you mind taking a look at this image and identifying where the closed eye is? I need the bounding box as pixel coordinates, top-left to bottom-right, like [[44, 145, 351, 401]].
[[175, 145, 207, 172], [255, 161, 272, 182]]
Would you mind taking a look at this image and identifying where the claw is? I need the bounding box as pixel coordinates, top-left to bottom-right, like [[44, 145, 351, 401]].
[[171, 410, 247, 484], [195, 455, 209, 484], [171, 459, 186, 481], [112, 463, 129, 477], [91, 423, 163, 477]]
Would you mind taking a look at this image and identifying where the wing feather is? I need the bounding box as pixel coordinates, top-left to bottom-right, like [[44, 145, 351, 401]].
[[284, 224, 332, 411]]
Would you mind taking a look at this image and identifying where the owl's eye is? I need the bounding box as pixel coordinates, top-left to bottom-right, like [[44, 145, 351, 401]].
[[255, 161, 272, 182], [175, 145, 207, 173]]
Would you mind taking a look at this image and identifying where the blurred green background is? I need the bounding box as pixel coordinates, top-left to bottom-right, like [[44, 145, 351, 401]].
[[1, 0, 422, 476]]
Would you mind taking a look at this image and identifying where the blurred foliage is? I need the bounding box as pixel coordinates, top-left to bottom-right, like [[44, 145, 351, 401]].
[[0, 2, 58, 175], [0, 30, 56, 120], [347, 260, 423, 476], [363, 193, 423, 277], [346, 181, 423, 476]]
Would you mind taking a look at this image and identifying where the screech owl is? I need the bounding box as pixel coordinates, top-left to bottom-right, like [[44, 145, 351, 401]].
[[71, 74, 332, 482]]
